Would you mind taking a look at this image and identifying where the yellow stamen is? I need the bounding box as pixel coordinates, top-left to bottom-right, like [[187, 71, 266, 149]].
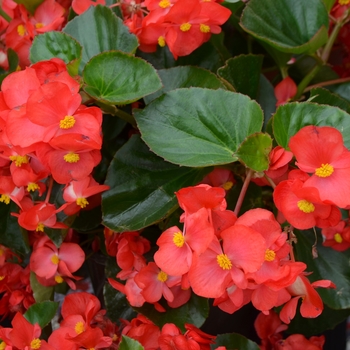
[[0, 341, 6, 350], [9, 155, 29, 167], [112, 334, 118, 341], [0, 195, 10, 205], [173, 232, 185, 248], [51, 255, 59, 265], [157, 270, 168, 282], [76, 197, 89, 208], [265, 249, 276, 262], [17, 24, 26, 36], [75, 321, 85, 335], [158, 36, 166, 47], [200, 24, 210, 33], [36, 223, 45, 232], [55, 275, 64, 283], [59, 115, 76, 129], [217, 253, 232, 270], [180, 23, 191, 32], [30, 338, 41, 349], [334, 233, 343, 243], [222, 181, 234, 191], [27, 183, 40, 192], [297, 199, 315, 213], [0, 247, 3, 256], [35, 22, 44, 29], [315, 163, 334, 178], [339, 0, 350, 5], [159, 0, 171, 8], [0, 276, 5, 281], [64, 153, 80, 163]]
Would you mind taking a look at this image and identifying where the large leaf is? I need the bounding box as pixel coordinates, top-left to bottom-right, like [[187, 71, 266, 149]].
[[240, 0, 329, 54], [256, 75, 276, 129], [83, 51, 162, 105], [24, 301, 59, 328], [102, 135, 210, 232], [217, 55, 263, 99], [144, 66, 227, 104], [119, 336, 144, 350], [310, 87, 350, 114], [63, 5, 138, 72], [211, 333, 260, 350], [272, 102, 350, 149], [135, 88, 264, 167], [294, 229, 350, 309], [0, 202, 29, 255]]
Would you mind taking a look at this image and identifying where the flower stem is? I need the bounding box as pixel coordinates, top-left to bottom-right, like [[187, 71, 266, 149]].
[[234, 168, 253, 216]]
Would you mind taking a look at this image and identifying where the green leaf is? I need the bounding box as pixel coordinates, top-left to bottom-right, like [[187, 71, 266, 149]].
[[30, 272, 54, 303], [294, 229, 350, 309], [0, 202, 29, 255], [24, 301, 59, 328], [13, 0, 44, 14], [63, 5, 138, 72], [272, 102, 350, 149], [30, 32, 82, 75], [102, 135, 210, 232], [8, 49, 19, 72], [135, 88, 264, 167], [144, 66, 227, 104], [328, 82, 350, 102], [217, 55, 263, 99], [236, 133, 272, 171], [310, 87, 350, 114], [119, 336, 144, 350], [83, 51, 162, 105], [211, 333, 260, 350], [240, 0, 329, 54], [256, 75, 276, 129], [135, 294, 209, 332], [323, 0, 337, 11]]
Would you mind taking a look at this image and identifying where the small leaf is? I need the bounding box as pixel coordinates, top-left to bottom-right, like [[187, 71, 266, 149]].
[[102, 135, 210, 232], [211, 333, 260, 350], [13, 0, 44, 14], [30, 272, 54, 303], [83, 51, 162, 105], [135, 88, 264, 167], [217, 55, 263, 99], [310, 87, 350, 114], [24, 301, 59, 328], [236, 133, 272, 171], [240, 0, 329, 54], [119, 336, 144, 350]]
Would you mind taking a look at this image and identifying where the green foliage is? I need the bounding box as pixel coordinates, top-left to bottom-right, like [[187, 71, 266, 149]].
[[24, 301, 59, 328]]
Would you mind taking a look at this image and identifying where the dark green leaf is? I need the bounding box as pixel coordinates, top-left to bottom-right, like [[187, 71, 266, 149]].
[[240, 0, 329, 54], [144, 66, 227, 104], [63, 5, 138, 72], [323, 0, 337, 11], [236, 133, 272, 171], [256, 75, 276, 129], [135, 88, 264, 167], [217, 55, 263, 99], [83, 51, 162, 105], [30, 272, 54, 303], [119, 336, 144, 350], [8, 49, 19, 72], [310, 87, 350, 114], [211, 333, 260, 350], [272, 102, 350, 149], [328, 82, 350, 102], [24, 301, 59, 328], [135, 293, 209, 332], [71, 205, 103, 232], [0, 202, 29, 255], [102, 135, 210, 232], [13, 0, 44, 14]]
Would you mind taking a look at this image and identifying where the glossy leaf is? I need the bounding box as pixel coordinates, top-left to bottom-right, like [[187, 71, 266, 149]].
[[328, 82, 350, 102], [30, 272, 54, 303], [102, 135, 210, 232], [83, 51, 162, 105], [135, 88, 264, 167], [135, 294, 209, 332], [217, 55, 263, 99], [272, 102, 350, 149], [256, 75, 276, 129], [211, 333, 260, 350], [144, 66, 227, 104], [63, 5, 138, 72], [236, 133, 272, 171], [119, 336, 144, 350], [310, 87, 350, 114], [24, 301, 59, 328], [240, 0, 329, 54]]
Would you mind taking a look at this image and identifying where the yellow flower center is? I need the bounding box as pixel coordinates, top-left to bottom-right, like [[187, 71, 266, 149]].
[[159, 0, 171, 7], [265, 249, 276, 262], [27, 183, 40, 192], [64, 152, 80, 163], [36, 223, 45, 232], [30, 338, 41, 349], [51, 255, 59, 265], [0, 248, 3, 256], [59, 115, 76, 129], [75, 321, 85, 335], [200, 24, 210, 33], [112, 334, 118, 341], [157, 270, 168, 282], [0, 276, 5, 281], [315, 163, 334, 178], [0, 341, 6, 350], [35, 22, 44, 29], [158, 36, 166, 47], [55, 275, 64, 283], [222, 181, 234, 191], [0, 195, 10, 205], [217, 253, 232, 270], [334, 233, 343, 243], [17, 24, 26, 36], [173, 232, 185, 247], [339, 0, 350, 5], [297, 199, 315, 213], [9, 155, 29, 167], [76, 197, 89, 208], [180, 23, 191, 32]]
